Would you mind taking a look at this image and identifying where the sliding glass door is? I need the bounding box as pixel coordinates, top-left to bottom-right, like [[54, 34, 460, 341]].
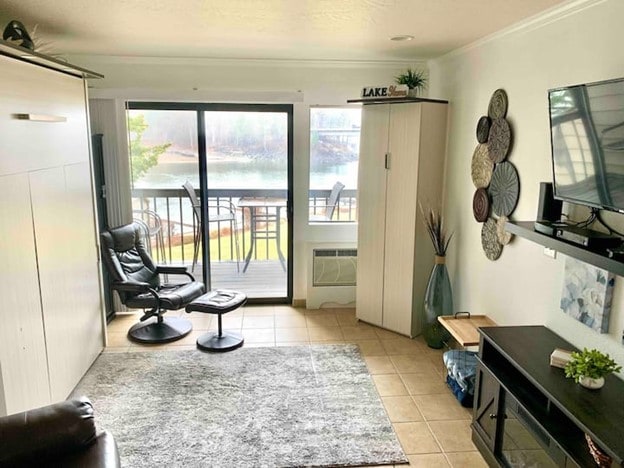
[[127, 103, 293, 302]]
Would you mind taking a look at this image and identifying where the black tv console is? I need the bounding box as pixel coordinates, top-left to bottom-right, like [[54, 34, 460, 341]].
[[472, 326, 624, 467]]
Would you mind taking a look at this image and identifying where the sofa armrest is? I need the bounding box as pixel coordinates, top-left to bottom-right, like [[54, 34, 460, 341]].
[[0, 397, 97, 467], [59, 430, 121, 468]]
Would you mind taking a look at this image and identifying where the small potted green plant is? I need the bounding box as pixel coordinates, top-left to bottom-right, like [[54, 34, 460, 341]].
[[395, 68, 427, 97], [564, 348, 621, 389]]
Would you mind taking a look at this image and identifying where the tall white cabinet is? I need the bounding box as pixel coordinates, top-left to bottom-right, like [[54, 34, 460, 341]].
[[356, 100, 448, 337], [0, 44, 105, 415]]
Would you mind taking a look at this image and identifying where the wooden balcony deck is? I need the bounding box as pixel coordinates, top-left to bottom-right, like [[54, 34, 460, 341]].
[[184, 260, 287, 299]]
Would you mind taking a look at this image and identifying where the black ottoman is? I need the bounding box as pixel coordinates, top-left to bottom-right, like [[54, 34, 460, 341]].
[[185, 289, 247, 352]]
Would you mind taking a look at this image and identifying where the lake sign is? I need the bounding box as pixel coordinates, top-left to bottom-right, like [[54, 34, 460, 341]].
[[360, 84, 409, 99]]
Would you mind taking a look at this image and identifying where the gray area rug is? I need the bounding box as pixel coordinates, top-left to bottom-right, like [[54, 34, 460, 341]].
[[72, 345, 408, 467]]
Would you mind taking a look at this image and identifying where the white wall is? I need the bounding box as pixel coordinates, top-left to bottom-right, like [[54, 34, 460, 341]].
[[70, 55, 423, 302], [429, 0, 624, 370]]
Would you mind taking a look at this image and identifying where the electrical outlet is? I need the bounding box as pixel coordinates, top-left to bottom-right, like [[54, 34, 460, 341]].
[[544, 247, 557, 259]]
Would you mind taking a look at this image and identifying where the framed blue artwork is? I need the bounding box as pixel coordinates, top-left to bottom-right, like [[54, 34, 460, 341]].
[[560, 257, 615, 333]]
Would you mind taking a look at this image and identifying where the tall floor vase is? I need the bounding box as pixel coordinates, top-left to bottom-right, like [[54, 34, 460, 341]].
[[423, 255, 453, 349]]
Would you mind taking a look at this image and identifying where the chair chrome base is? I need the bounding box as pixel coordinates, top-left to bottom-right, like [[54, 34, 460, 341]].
[[196, 331, 244, 352], [128, 316, 193, 344]]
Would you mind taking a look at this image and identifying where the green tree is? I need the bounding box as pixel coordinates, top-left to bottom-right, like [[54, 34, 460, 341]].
[[128, 114, 171, 184]]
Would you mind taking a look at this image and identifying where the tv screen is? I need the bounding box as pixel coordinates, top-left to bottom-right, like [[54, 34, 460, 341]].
[[549, 77, 624, 213]]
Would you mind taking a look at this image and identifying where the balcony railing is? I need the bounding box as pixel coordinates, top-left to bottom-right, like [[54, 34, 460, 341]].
[[131, 187, 357, 265]]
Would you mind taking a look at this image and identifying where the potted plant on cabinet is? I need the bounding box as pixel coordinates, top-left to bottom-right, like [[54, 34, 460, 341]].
[[564, 348, 621, 389], [395, 68, 427, 97]]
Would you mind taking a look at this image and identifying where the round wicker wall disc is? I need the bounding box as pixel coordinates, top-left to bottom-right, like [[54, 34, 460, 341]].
[[473, 188, 490, 222], [482, 218, 503, 261], [488, 118, 511, 163], [488, 161, 520, 217], [476, 116, 491, 143], [471, 144, 494, 188], [488, 89, 508, 119], [496, 216, 513, 245]]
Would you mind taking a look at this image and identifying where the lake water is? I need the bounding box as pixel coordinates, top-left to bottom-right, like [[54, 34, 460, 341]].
[[135, 159, 358, 190]]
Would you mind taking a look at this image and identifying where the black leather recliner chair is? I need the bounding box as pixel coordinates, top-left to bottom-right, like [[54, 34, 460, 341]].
[[0, 397, 120, 467], [101, 222, 205, 343]]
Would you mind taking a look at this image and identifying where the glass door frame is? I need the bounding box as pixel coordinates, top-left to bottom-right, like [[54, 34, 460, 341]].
[[127, 101, 294, 304]]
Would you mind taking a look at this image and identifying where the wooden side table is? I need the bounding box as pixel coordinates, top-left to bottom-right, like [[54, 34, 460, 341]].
[[438, 312, 497, 408], [438, 312, 497, 347]]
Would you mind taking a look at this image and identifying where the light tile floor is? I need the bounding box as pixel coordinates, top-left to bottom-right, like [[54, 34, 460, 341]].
[[105, 306, 487, 468]]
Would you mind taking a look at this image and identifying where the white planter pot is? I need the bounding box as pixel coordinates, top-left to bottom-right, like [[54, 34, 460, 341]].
[[579, 376, 604, 389]]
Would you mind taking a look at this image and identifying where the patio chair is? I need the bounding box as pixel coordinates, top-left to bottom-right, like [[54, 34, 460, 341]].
[[100, 222, 205, 343], [133, 209, 167, 264], [182, 181, 241, 272], [310, 181, 345, 221]]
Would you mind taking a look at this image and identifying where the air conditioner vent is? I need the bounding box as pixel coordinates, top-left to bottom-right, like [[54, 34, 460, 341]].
[[312, 248, 357, 287]]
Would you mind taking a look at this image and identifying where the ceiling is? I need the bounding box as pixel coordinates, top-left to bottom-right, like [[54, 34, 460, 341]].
[[1, 0, 569, 61]]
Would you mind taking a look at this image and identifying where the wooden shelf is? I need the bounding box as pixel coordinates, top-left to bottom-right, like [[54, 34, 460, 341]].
[[505, 220, 624, 276], [438, 313, 497, 346], [347, 96, 448, 105]]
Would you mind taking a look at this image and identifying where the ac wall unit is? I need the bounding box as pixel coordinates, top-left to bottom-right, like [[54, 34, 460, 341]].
[[313, 248, 357, 286], [306, 243, 357, 309]]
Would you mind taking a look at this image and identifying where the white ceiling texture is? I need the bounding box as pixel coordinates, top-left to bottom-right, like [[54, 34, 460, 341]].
[[0, 0, 570, 61]]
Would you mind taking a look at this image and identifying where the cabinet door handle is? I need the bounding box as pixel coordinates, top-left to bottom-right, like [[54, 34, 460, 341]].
[[489, 413, 497, 419], [384, 153, 391, 169], [14, 113, 67, 122]]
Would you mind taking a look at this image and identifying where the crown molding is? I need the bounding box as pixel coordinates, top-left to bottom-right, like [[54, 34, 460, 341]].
[[434, 0, 606, 62], [88, 87, 305, 103], [68, 54, 425, 70]]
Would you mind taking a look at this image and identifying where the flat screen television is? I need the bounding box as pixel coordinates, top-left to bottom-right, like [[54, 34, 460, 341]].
[[549, 77, 624, 213]]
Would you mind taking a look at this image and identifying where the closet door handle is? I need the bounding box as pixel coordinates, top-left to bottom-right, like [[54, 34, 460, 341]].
[[14, 113, 67, 122], [384, 153, 391, 169]]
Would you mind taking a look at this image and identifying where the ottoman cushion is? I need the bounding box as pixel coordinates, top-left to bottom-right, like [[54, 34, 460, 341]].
[[186, 289, 247, 315]]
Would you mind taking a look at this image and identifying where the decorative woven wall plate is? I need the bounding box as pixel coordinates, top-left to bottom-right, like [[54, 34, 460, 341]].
[[481, 218, 503, 261], [471, 144, 494, 188], [476, 116, 491, 143], [487, 118, 511, 163], [488, 161, 520, 217], [488, 89, 508, 119], [496, 216, 513, 245], [473, 188, 490, 222]]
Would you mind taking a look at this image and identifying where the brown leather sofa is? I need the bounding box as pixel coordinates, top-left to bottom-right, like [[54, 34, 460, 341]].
[[0, 397, 120, 467]]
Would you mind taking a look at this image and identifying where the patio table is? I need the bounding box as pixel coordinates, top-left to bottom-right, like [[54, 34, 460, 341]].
[[238, 197, 287, 273]]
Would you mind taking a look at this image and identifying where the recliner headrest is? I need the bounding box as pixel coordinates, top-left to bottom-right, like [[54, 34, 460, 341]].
[[105, 223, 141, 252]]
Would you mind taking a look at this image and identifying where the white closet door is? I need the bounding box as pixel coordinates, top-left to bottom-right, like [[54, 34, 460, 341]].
[[29, 164, 103, 401], [382, 104, 422, 335], [0, 56, 89, 177], [356, 105, 390, 326], [0, 173, 50, 415]]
